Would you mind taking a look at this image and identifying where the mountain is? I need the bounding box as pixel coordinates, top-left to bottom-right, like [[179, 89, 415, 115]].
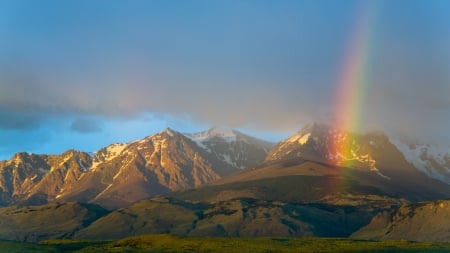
[[266, 123, 403, 178], [266, 123, 450, 186], [0, 127, 271, 208], [352, 200, 450, 242], [186, 126, 273, 171], [392, 140, 450, 184], [57, 128, 228, 208]]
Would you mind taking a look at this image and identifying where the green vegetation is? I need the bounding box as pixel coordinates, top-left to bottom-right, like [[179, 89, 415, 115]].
[[1, 235, 450, 253]]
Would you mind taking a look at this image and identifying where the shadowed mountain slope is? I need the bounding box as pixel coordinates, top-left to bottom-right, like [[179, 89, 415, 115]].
[[0, 202, 108, 242], [74, 196, 374, 240]]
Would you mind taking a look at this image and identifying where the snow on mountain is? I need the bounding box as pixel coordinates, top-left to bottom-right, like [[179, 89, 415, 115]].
[[187, 126, 239, 143], [186, 127, 273, 170], [91, 143, 127, 169], [266, 123, 396, 179], [2, 123, 448, 209], [55, 128, 227, 208], [392, 139, 450, 184], [53, 127, 270, 207], [265, 123, 450, 185]]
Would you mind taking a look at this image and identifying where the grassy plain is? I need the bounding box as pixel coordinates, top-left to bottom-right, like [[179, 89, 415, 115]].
[[1, 234, 450, 253]]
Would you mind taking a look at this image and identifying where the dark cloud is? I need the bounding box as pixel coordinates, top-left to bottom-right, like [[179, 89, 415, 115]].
[[0, 111, 43, 130]]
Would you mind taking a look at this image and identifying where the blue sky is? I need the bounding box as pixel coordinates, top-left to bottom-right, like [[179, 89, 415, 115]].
[[0, 0, 449, 159]]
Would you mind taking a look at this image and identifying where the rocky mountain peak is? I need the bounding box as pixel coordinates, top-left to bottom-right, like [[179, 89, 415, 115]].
[[188, 126, 238, 142], [266, 124, 410, 180], [11, 152, 33, 163], [157, 127, 178, 138], [186, 127, 273, 171], [207, 126, 237, 138]]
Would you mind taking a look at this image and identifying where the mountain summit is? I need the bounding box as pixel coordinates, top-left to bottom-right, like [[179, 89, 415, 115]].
[[187, 127, 273, 171], [266, 124, 408, 178], [266, 123, 450, 185]]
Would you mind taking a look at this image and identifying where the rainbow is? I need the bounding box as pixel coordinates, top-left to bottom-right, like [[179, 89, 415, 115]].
[[330, 1, 376, 166]]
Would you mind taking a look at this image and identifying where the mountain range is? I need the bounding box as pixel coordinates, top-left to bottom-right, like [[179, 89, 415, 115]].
[[0, 127, 271, 208], [0, 123, 449, 242]]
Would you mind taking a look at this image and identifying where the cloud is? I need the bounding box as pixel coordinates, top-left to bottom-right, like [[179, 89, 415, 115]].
[[0, 0, 449, 148], [0, 56, 449, 147]]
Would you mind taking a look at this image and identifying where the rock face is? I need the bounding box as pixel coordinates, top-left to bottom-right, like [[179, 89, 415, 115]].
[[0, 128, 271, 208], [352, 200, 450, 242]]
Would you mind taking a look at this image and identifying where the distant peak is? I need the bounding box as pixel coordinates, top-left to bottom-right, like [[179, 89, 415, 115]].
[[13, 152, 31, 159], [155, 127, 177, 137], [296, 122, 332, 136], [62, 149, 85, 155], [164, 127, 174, 135], [207, 126, 236, 137], [186, 126, 239, 143]]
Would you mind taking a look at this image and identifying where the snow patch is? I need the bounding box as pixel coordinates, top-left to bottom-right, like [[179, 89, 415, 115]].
[[188, 127, 238, 143], [334, 150, 390, 180], [221, 153, 237, 167], [187, 127, 241, 152], [191, 139, 211, 152], [108, 143, 127, 155], [92, 143, 127, 169], [392, 139, 450, 183], [38, 167, 48, 174], [163, 128, 175, 137]]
